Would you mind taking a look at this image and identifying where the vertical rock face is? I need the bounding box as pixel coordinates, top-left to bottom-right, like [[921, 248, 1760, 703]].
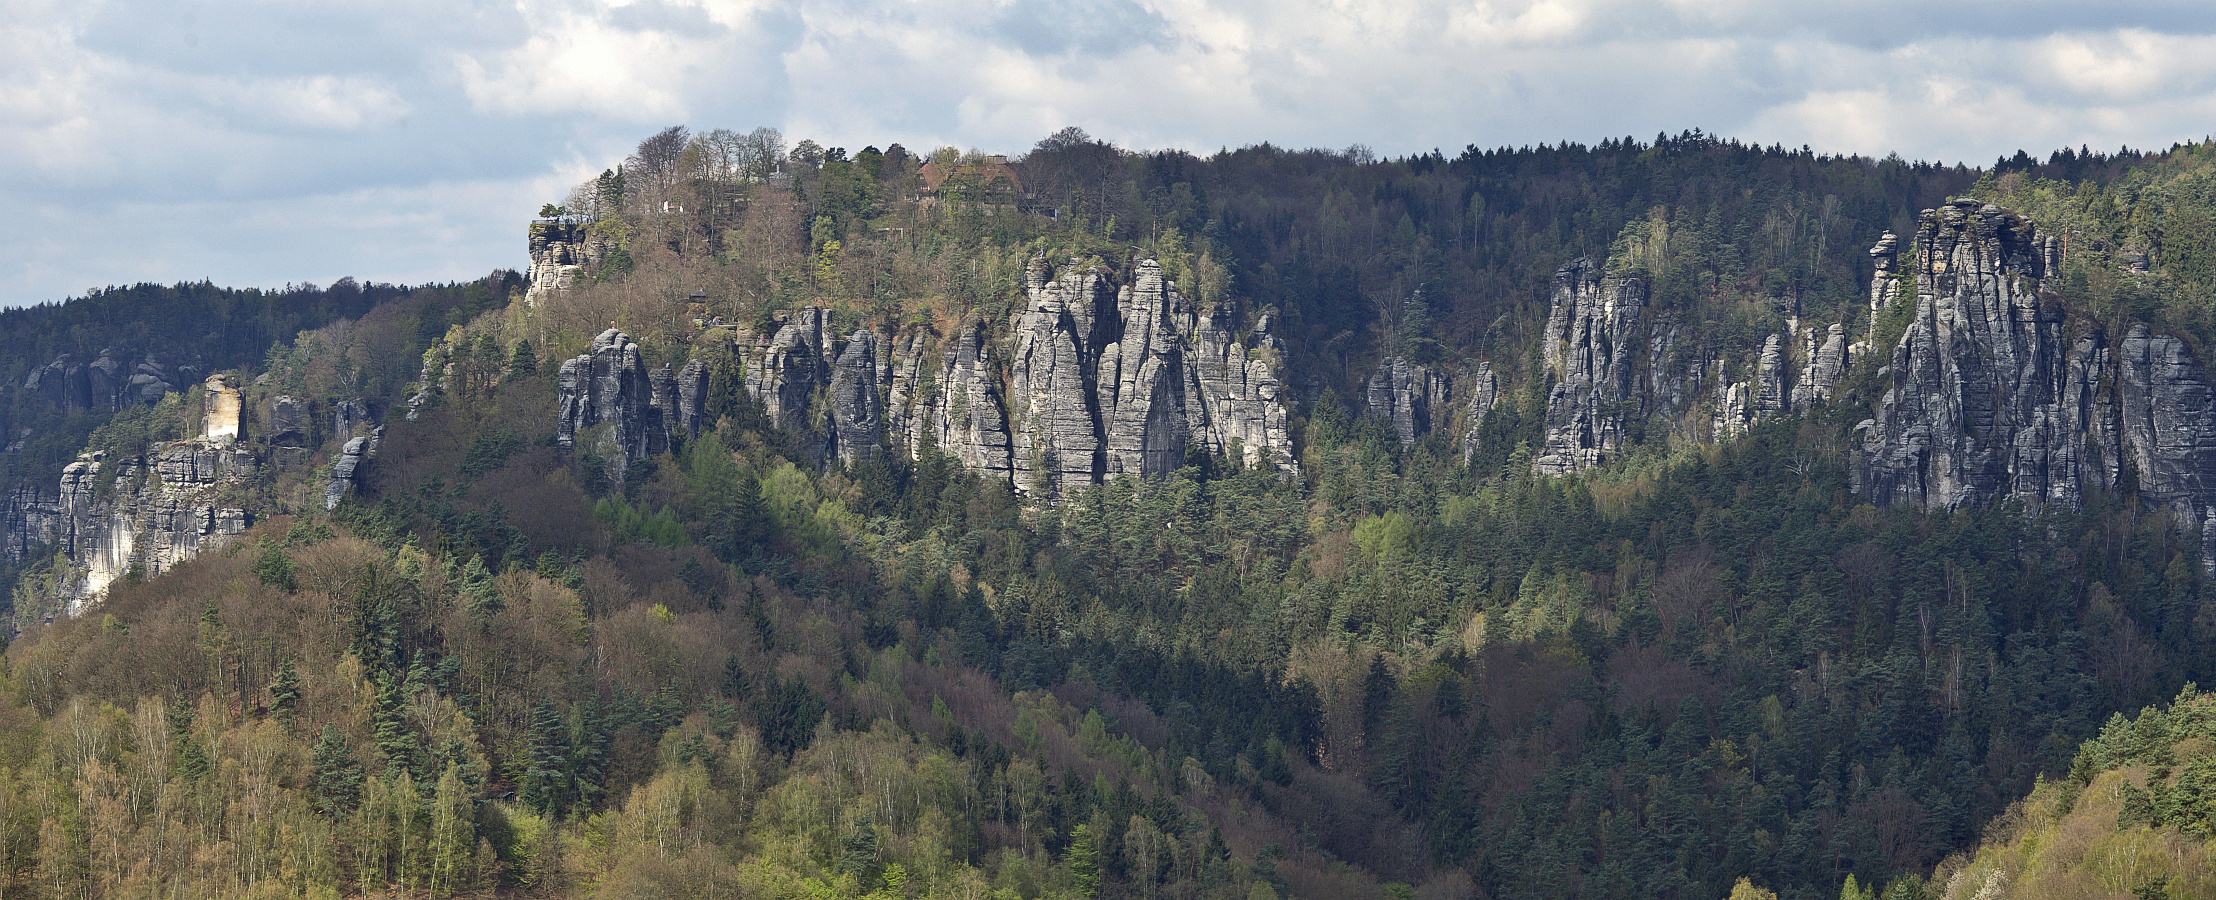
[[524, 221, 606, 306], [0, 483, 59, 561], [203, 376, 242, 445], [324, 436, 372, 511], [670, 360, 709, 441], [1855, 199, 2069, 510], [2114, 327, 2216, 528], [553, 254, 1298, 498], [1365, 356, 1448, 448], [1716, 335, 1789, 439], [21, 397, 263, 618], [1102, 260, 1196, 478], [1189, 309, 1297, 472], [747, 309, 835, 436], [60, 444, 256, 616], [1458, 362, 1499, 463], [1536, 259, 1682, 475], [268, 395, 312, 449], [1791, 324, 1856, 409], [1525, 255, 1864, 473], [1009, 259, 1111, 496], [23, 350, 191, 413], [826, 329, 883, 464], [904, 318, 1016, 481], [1846, 198, 2216, 570], [1867, 231, 1902, 327], [333, 398, 377, 438], [555, 329, 668, 486]]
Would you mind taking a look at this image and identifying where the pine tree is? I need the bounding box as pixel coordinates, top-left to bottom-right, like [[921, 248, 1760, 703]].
[[457, 555, 500, 621], [520, 698, 569, 816], [251, 543, 296, 591], [268, 658, 300, 725], [509, 338, 538, 376], [311, 724, 365, 816], [1067, 823, 1101, 898], [373, 676, 421, 779]]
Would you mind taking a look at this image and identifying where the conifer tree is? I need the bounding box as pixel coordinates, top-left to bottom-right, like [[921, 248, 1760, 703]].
[[520, 698, 569, 815], [509, 338, 538, 376], [268, 658, 300, 725], [311, 725, 365, 817]]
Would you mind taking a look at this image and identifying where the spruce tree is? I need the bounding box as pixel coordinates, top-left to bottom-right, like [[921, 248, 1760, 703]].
[[311, 724, 364, 817], [520, 698, 569, 815], [268, 658, 300, 725]]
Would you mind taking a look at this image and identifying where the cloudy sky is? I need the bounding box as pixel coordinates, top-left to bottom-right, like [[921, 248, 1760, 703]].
[[6, 0, 2216, 306]]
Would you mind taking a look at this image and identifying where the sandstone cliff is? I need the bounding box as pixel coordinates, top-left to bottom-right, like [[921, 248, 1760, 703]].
[[524, 220, 609, 306], [1365, 355, 1448, 448], [1534, 258, 1691, 474], [1850, 198, 2216, 568], [0, 375, 273, 620], [54, 442, 255, 616], [555, 328, 680, 487], [1517, 255, 1861, 473], [555, 255, 1297, 498], [23, 349, 196, 413]]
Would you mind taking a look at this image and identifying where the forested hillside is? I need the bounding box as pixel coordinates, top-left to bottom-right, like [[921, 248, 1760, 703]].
[[0, 128, 2208, 900]]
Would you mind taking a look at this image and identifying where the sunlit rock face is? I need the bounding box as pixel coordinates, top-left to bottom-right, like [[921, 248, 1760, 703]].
[[1851, 198, 2216, 571], [556, 256, 1297, 499]]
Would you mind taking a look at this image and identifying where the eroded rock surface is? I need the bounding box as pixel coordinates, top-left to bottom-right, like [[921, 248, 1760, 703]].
[[555, 256, 1297, 498], [1849, 198, 2216, 569], [524, 220, 608, 306], [23, 349, 194, 413], [556, 328, 670, 487], [1535, 259, 1689, 474], [1366, 356, 1448, 448]]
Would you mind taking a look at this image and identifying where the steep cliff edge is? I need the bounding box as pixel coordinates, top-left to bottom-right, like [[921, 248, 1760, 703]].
[[2, 376, 267, 620], [553, 255, 1297, 497], [1855, 198, 2072, 510], [524, 220, 609, 306], [1515, 255, 1862, 474], [1852, 198, 2216, 567]]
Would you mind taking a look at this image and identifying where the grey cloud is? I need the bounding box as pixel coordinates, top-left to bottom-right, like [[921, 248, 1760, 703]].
[[992, 0, 1173, 57], [12, 0, 2216, 306]]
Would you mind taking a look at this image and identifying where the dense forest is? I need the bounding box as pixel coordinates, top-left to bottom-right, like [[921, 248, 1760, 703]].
[[0, 126, 2209, 900]]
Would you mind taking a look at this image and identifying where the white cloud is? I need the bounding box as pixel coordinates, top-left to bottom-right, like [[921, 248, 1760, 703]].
[[217, 75, 412, 131], [11, 0, 2216, 304], [456, 6, 698, 120]]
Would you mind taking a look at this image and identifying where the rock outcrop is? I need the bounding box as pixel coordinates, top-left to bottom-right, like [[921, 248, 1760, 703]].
[[1006, 256, 1298, 494], [1458, 363, 1499, 463], [1528, 255, 1864, 473], [1855, 199, 2073, 511], [1715, 334, 1789, 439], [324, 436, 372, 510], [1847, 198, 2216, 570], [24, 349, 194, 413], [54, 443, 255, 615], [1366, 356, 1448, 448], [524, 220, 608, 306], [900, 318, 1016, 482], [1791, 324, 1856, 409], [1535, 258, 1695, 475], [826, 330, 884, 464], [553, 256, 1298, 499], [204, 376, 242, 444], [556, 329, 673, 486], [1189, 309, 1295, 471], [1008, 259, 1111, 495]]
